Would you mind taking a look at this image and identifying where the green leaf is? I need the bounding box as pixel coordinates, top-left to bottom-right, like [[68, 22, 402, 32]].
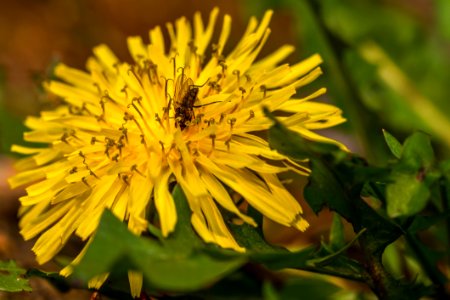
[[188, 269, 264, 299], [262, 281, 279, 300], [439, 159, 450, 181], [386, 171, 431, 218], [228, 213, 315, 270], [0, 260, 32, 292], [250, 247, 315, 271], [383, 129, 403, 159], [229, 221, 278, 252], [263, 277, 342, 300], [158, 185, 204, 251], [400, 132, 434, 171], [386, 132, 438, 217], [73, 187, 246, 292], [436, 0, 450, 40], [278, 278, 340, 300], [329, 214, 345, 251], [404, 233, 448, 287], [26, 269, 70, 292], [407, 214, 449, 233]]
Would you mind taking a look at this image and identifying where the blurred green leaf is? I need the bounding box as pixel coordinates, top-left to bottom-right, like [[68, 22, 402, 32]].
[[386, 172, 430, 218], [436, 0, 450, 40], [440, 159, 450, 181], [382, 130, 403, 159], [249, 248, 314, 271], [386, 132, 438, 217], [263, 277, 341, 300], [278, 278, 339, 300], [382, 242, 403, 279], [26, 269, 70, 292], [319, 0, 419, 47], [285, 0, 391, 162], [404, 233, 448, 288], [315, 0, 450, 152], [400, 132, 434, 171], [262, 282, 279, 300], [329, 214, 345, 251], [0, 260, 32, 292], [73, 187, 245, 292], [190, 270, 263, 299], [408, 214, 449, 234], [344, 50, 426, 133]]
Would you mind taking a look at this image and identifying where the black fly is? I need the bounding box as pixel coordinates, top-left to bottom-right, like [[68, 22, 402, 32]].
[[174, 74, 198, 130]]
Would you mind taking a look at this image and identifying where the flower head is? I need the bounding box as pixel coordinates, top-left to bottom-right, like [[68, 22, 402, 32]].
[[9, 8, 345, 296]]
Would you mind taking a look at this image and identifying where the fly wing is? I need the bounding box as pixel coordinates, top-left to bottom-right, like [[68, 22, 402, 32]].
[[174, 74, 193, 106]]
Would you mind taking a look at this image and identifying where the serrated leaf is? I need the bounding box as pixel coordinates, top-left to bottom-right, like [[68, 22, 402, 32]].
[[383, 129, 403, 159], [229, 221, 277, 252], [266, 115, 354, 220], [228, 216, 315, 270], [267, 115, 401, 255], [0, 260, 32, 292]]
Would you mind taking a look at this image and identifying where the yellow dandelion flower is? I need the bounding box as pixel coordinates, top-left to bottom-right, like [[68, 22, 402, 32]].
[[9, 8, 346, 297]]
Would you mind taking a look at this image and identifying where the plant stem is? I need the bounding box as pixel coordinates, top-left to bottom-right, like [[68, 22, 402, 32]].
[[359, 240, 392, 299], [298, 266, 367, 283]]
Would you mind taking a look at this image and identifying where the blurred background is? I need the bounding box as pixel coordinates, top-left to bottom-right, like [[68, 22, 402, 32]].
[[1, 0, 449, 299]]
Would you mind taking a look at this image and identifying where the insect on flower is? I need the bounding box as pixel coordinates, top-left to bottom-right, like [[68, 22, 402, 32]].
[[174, 73, 197, 130], [173, 68, 218, 130]]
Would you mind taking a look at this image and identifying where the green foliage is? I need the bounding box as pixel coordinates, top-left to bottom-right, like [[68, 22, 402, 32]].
[[263, 278, 340, 300], [385, 132, 435, 217], [383, 129, 403, 159], [73, 186, 245, 293], [0, 260, 32, 292], [71, 186, 337, 292], [266, 113, 445, 299], [436, 0, 450, 40]]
